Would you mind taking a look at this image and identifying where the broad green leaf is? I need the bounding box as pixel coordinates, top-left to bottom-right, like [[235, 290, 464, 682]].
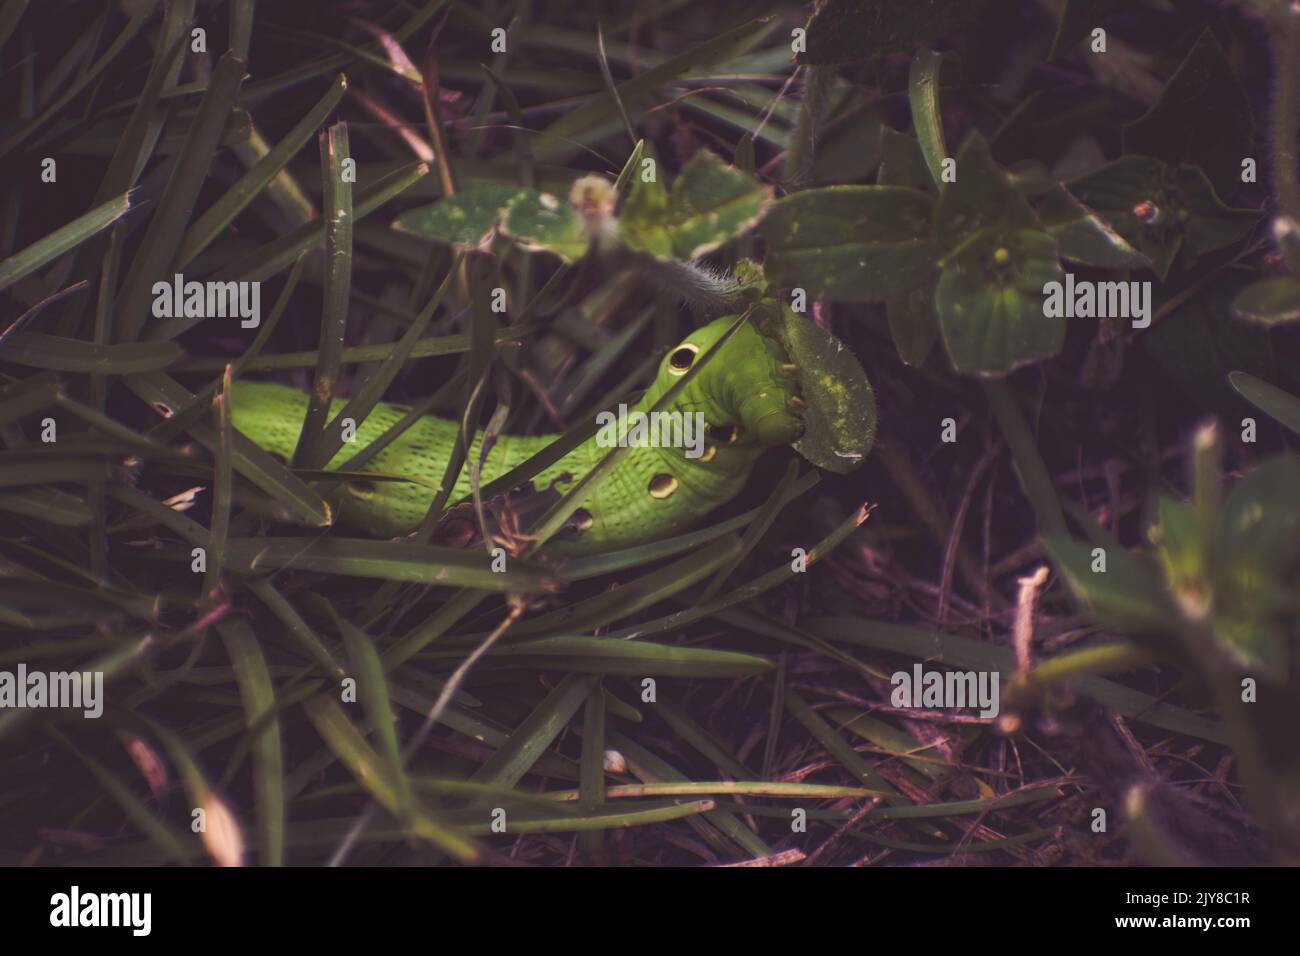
[[1218, 455, 1300, 576], [395, 185, 588, 262], [798, 0, 989, 65], [1144, 281, 1275, 408], [810, 105, 883, 184], [1042, 534, 1175, 635], [886, 285, 940, 367], [500, 189, 588, 261], [1038, 185, 1149, 269], [629, 150, 769, 261], [773, 304, 876, 472], [935, 228, 1064, 375], [1123, 28, 1253, 198], [619, 144, 672, 258], [1067, 157, 1258, 280], [1233, 277, 1300, 325], [1050, 0, 1123, 60], [1151, 497, 1208, 615], [1209, 457, 1300, 678], [934, 133, 1041, 252], [877, 130, 942, 363], [878, 127, 933, 192], [393, 185, 525, 247], [760, 186, 938, 301]]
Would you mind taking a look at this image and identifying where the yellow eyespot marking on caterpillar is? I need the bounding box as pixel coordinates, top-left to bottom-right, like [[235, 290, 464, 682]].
[[649, 474, 678, 498], [573, 508, 594, 531], [668, 343, 699, 374], [706, 423, 740, 444], [699, 445, 717, 462], [348, 481, 377, 500]]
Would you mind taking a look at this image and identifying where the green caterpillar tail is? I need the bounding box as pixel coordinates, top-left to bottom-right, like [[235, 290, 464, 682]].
[[229, 316, 804, 553]]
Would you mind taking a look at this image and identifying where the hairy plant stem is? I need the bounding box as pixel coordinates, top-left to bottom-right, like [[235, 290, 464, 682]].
[[1272, 4, 1300, 272]]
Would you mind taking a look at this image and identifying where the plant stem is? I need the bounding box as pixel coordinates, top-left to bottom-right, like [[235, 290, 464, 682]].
[[1271, 3, 1300, 272]]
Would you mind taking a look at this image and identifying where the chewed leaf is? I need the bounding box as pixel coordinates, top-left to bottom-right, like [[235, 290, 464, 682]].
[[392, 185, 523, 246], [772, 305, 875, 474], [620, 151, 772, 261], [394, 187, 588, 262], [500, 190, 588, 262], [664, 151, 773, 259]]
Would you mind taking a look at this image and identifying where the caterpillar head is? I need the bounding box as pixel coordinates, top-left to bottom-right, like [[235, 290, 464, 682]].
[[648, 315, 805, 450]]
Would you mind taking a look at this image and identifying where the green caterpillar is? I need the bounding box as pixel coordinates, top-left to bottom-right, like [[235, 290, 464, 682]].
[[230, 315, 806, 554]]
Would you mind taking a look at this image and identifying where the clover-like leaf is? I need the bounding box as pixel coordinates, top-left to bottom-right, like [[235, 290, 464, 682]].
[[935, 227, 1064, 375], [760, 186, 938, 301]]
